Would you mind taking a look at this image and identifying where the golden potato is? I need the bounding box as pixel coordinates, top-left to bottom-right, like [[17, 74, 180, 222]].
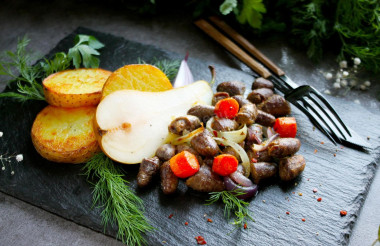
[[101, 64, 172, 99], [43, 68, 112, 108], [31, 105, 100, 164]]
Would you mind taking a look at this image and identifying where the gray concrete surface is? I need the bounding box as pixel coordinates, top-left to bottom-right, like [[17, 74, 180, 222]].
[[0, 0, 379, 245]]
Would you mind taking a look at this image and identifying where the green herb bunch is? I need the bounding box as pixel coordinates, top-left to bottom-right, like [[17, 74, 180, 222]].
[[83, 153, 154, 246], [0, 34, 104, 101]]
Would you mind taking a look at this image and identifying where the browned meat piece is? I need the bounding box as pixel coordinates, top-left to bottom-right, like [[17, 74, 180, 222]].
[[232, 95, 251, 107], [168, 115, 201, 135], [186, 164, 225, 192], [268, 138, 301, 158], [247, 88, 274, 104], [203, 157, 214, 167], [247, 147, 273, 162], [236, 103, 258, 125], [255, 110, 276, 127], [156, 144, 176, 161], [258, 95, 291, 117], [250, 162, 277, 184], [222, 146, 241, 162], [190, 129, 220, 157], [160, 161, 179, 194], [211, 117, 239, 131], [137, 157, 161, 188], [279, 155, 306, 181], [252, 77, 274, 90], [246, 124, 263, 144], [212, 92, 229, 105], [216, 81, 246, 96], [176, 144, 199, 155], [187, 105, 215, 124]]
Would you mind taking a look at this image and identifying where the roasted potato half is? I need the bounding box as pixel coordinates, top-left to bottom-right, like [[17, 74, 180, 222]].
[[31, 105, 100, 164], [43, 68, 112, 107]]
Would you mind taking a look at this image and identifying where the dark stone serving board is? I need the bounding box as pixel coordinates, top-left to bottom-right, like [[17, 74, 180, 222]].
[[1, 27, 379, 246]]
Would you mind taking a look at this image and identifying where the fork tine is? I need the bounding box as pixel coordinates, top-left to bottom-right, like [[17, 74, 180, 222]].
[[292, 100, 338, 145], [307, 93, 348, 139], [309, 89, 351, 137]]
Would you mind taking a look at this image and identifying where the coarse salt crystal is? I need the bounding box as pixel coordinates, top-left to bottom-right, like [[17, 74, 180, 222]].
[[350, 80, 357, 86], [325, 72, 333, 80], [340, 80, 348, 87], [0, 132, 3, 137], [324, 89, 331, 95], [16, 154, 23, 162], [364, 81, 371, 87], [360, 84, 367, 90], [353, 57, 361, 65], [333, 83, 341, 89], [342, 71, 349, 77], [354, 99, 360, 104], [339, 60, 347, 68]]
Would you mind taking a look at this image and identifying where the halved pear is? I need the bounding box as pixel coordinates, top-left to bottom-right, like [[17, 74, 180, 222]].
[[95, 80, 213, 164]]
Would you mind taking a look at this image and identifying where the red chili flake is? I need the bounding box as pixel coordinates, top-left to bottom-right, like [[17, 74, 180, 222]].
[[286, 211, 290, 215], [333, 153, 336, 157], [314, 149, 318, 153], [317, 197, 322, 202], [213, 131, 218, 137], [307, 178, 310, 181], [340, 146, 344, 149], [168, 214, 173, 219], [251, 158, 258, 163], [313, 188, 318, 193], [207, 218, 213, 223], [320, 141, 324, 144], [244, 223, 247, 229], [195, 236, 207, 245], [302, 218, 306, 222], [185, 222, 189, 226], [340, 210, 347, 216], [292, 191, 295, 194]]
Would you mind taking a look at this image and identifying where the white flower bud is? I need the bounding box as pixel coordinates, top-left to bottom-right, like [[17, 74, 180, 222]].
[[354, 99, 360, 104], [339, 60, 347, 68], [364, 81, 371, 87], [360, 84, 367, 90], [333, 82, 341, 89], [340, 80, 348, 87], [16, 154, 23, 162], [0, 132, 3, 137], [324, 89, 331, 95], [354, 57, 361, 65], [342, 71, 349, 77], [324, 72, 333, 80]]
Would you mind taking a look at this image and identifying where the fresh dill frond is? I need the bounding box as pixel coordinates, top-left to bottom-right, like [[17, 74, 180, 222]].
[[206, 190, 254, 227], [40, 52, 71, 77], [138, 57, 180, 81], [83, 153, 154, 246]]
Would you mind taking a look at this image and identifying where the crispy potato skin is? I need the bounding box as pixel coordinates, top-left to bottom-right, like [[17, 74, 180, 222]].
[[43, 68, 111, 108], [31, 105, 100, 164]]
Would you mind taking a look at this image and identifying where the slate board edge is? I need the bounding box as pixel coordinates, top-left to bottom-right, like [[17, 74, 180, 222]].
[[1, 26, 379, 245]]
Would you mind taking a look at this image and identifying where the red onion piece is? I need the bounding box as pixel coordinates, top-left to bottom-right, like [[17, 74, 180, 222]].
[[230, 170, 253, 187], [252, 133, 280, 152], [223, 176, 258, 200], [267, 127, 276, 139]]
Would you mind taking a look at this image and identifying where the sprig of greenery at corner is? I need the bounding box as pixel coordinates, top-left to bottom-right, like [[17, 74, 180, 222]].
[[0, 34, 104, 102], [206, 190, 254, 228], [82, 153, 154, 246], [137, 57, 180, 81], [371, 225, 380, 246]]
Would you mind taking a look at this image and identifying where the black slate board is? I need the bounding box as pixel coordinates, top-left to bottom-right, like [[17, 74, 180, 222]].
[[1, 27, 379, 246]]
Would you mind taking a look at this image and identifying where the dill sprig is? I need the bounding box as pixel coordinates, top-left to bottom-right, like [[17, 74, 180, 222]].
[[138, 57, 180, 81], [0, 36, 45, 101], [83, 153, 154, 246], [206, 190, 254, 227]]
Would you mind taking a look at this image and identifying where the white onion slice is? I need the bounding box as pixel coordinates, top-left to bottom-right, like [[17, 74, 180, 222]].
[[170, 126, 204, 145], [206, 118, 247, 143], [214, 137, 250, 177]]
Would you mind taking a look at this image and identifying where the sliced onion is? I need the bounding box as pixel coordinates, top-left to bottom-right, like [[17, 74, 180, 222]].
[[214, 137, 250, 177], [267, 127, 276, 139], [206, 118, 247, 143], [252, 133, 280, 152], [224, 176, 258, 200], [230, 170, 253, 187], [171, 126, 204, 145]]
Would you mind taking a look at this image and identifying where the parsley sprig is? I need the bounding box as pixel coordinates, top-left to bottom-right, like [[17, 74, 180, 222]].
[[68, 34, 104, 69], [206, 190, 254, 227], [83, 153, 154, 246]]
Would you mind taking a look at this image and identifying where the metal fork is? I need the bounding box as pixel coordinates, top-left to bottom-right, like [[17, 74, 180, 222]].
[[194, 17, 371, 150]]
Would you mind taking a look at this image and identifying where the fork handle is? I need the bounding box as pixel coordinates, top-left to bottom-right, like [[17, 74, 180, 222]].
[[209, 16, 285, 77], [194, 19, 272, 79]]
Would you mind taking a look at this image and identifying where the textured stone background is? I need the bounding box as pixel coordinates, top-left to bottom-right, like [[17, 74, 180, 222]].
[[0, 1, 379, 245]]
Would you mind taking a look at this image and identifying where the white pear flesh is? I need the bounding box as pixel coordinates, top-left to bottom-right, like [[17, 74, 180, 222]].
[[96, 80, 213, 164]]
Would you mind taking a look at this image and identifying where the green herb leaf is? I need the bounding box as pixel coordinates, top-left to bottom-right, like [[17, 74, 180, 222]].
[[138, 57, 180, 81], [41, 52, 71, 77], [68, 34, 104, 69], [220, 0, 238, 15], [83, 153, 154, 246], [236, 0, 266, 29], [206, 190, 254, 227]]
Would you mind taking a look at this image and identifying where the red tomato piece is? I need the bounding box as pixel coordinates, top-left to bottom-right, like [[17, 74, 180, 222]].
[[273, 117, 297, 138], [212, 154, 238, 176], [214, 98, 239, 119]]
